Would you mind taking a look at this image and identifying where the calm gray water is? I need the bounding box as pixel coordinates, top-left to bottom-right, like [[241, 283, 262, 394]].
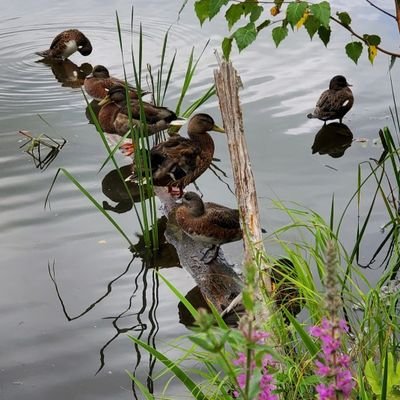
[[1, 1, 398, 399]]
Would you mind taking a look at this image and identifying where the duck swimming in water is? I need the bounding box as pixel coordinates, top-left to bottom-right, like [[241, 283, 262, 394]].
[[307, 75, 353, 123], [97, 85, 176, 136], [84, 65, 142, 101], [148, 113, 225, 195], [36, 29, 92, 60]]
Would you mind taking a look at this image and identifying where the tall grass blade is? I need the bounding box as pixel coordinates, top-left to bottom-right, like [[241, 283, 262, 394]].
[[127, 336, 210, 400], [126, 371, 155, 399], [46, 168, 134, 246]]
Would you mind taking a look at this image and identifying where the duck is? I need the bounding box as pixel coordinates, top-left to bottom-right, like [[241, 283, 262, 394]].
[[307, 75, 353, 123], [148, 113, 225, 194], [175, 191, 242, 261], [97, 85, 176, 136], [36, 29, 92, 60], [271, 258, 303, 322], [84, 65, 142, 101]]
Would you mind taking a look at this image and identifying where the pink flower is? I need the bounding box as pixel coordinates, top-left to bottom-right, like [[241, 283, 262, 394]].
[[310, 318, 355, 399]]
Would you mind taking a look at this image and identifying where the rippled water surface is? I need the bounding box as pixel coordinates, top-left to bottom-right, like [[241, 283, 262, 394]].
[[1, 1, 399, 399]]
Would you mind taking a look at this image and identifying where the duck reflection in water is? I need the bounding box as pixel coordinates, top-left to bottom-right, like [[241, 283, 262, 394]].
[[36, 58, 93, 88], [102, 164, 152, 214], [130, 216, 180, 269], [311, 122, 353, 158]]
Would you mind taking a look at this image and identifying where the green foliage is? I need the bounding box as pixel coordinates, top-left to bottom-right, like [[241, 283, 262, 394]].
[[310, 1, 331, 28], [317, 25, 331, 47], [272, 26, 288, 47], [346, 41, 363, 64], [188, 0, 395, 64], [337, 11, 351, 25], [365, 354, 400, 399], [222, 37, 232, 59], [233, 22, 257, 52], [286, 1, 308, 29], [304, 15, 320, 39]]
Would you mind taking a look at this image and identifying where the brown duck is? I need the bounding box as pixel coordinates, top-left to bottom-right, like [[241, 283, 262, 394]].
[[36, 29, 92, 60], [307, 75, 353, 123], [97, 85, 177, 136], [84, 65, 142, 101], [175, 192, 242, 260], [149, 113, 224, 194]]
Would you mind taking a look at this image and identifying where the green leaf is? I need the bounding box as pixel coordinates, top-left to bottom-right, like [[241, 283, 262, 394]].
[[317, 25, 331, 46], [209, 0, 229, 19], [272, 25, 288, 47], [250, 5, 263, 22], [195, 0, 210, 25], [337, 11, 351, 25], [286, 1, 308, 28], [304, 15, 320, 39], [233, 22, 257, 52], [189, 335, 217, 352], [365, 358, 382, 395], [387, 353, 396, 391], [127, 372, 154, 399], [225, 3, 245, 30], [311, 1, 331, 28], [364, 34, 381, 46], [345, 41, 363, 64], [284, 311, 319, 356], [222, 37, 232, 59]]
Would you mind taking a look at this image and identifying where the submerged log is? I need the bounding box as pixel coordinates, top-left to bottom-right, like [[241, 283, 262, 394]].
[[155, 187, 243, 313]]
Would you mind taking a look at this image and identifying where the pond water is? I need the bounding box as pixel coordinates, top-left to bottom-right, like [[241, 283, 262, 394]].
[[1, 1, 399, 399]]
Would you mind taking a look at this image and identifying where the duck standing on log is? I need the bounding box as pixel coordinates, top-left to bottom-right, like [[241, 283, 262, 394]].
[[175, 191, 242, 262], [307, 75, 353, 123], [36, 29, 92, 60], [84, 65, 143, 101], [146, 113, 225, 196]]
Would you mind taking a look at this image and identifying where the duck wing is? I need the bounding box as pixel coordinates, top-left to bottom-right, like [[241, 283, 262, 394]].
[[205, 203, 241, 230], [314, 88, 353, 117], [150, 137, 201, 183], [120, 101, 176, 124]]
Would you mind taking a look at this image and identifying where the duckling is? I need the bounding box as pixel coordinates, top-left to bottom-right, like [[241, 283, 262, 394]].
[[36, 29, 92, 60], [98, 85, 176, 136], [84, 65, 142, 101], [175, 191, 242, 261], [148, 113, 225, 194], [307, 75, 353, 123]]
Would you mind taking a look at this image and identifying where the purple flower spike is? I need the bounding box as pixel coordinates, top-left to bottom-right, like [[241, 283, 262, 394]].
[[310, 318, 355, 399]]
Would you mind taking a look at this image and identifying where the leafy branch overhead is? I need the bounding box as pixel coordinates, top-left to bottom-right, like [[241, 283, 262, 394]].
[[193, 0, 400, 65]]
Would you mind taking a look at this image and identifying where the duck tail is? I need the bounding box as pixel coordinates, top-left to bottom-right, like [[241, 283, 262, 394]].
[[307, 113, 315, 119]]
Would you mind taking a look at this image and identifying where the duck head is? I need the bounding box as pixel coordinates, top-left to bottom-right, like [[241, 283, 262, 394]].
[[78, 40, 92, 56], [329, 75, 352, 90], [98, 85, 127, 107], [179, 192, 205, 217], [187, 113, 225, 134], [90, 65, 111, 79]]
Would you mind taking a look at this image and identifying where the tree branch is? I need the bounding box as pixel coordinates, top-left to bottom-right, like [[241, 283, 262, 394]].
[[365, 0, 397, 20], [330, 15, 400, 58]]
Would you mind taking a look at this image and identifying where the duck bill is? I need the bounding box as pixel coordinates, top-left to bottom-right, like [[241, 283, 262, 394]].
[[212, 124, 225, 133], [98, 95, 111, 106]]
